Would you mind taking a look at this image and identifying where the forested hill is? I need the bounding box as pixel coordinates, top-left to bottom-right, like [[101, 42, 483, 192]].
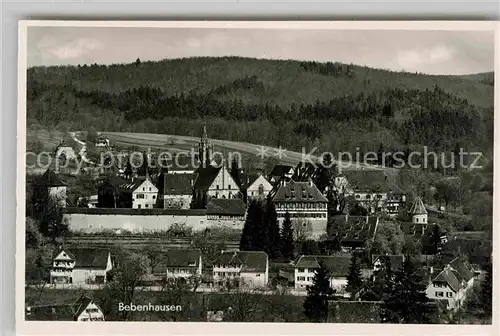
[[27, 57, 494, 162]]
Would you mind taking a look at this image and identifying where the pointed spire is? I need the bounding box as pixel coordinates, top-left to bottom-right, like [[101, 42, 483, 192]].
[[409, 196, 427, 215]]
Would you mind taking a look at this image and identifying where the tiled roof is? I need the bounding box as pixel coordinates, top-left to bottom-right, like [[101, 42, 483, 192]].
[[269, 164, 294, 177], [343, 170, 390, 193], [36, 169, 67, 187], [328, 215, 379, 245], [25, 295, 96, 321], [295, 255, 352, 277], [271, 180, 328, 203], [60, 248, 110, 269], [448, 256, 474, 282], [73, 296, 93, 318], [432, 268, 462, 292], [163, 173, 195, 195], [214, 251, 268, 273], [206, 198, 246, 216], [119, 176, 159, 193], [63, 207, 207, 216], [193, 167, 221, 191], [153, 249, 201, 274], [399, 222, 432, 238], [409, 197, 427, 215], [372, 255, 405, 271]]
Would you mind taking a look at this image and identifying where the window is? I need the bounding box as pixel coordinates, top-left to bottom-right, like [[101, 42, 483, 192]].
[[145, 204, 148, 208], [366, 194, 371, 199], [416, 218, 418, 223], [355, 194, 360, 199], [256, 274, 260, 277], [446, 292, 453, 298], [143, 187, 145, 191], [216, 185, 220, 190], [228, 184, 231, 189], [435, 291, 444, 297], [297, 276, 305, 281], [138, 204, 141, 209], [149, 187, 151, 191], [136, 194, 145, 199], [298, 268, 304, 273], [153, 195, 156, 199]]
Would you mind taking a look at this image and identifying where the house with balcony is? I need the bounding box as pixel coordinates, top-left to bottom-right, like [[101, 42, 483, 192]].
[[50, 248, 112, 285], [212, 251, 269, 289]]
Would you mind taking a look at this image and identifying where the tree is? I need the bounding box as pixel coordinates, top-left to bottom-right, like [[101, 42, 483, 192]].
[[480, 260, 492, 318], [380, 256, 432, 323], [292, 219, 312, 242], [421, 224, 443, 255], [349, 203, 368, 216], [135, 58, 141, 66], [372, 221, 405, 255], [31, 185, 68, 241], [280, 212, 294, 261], [239, 200, 264, 251], [86, 126, 98, 143], [25, 217, 43, 249], [346, 254, 363, 297], [263, 197, 281, 259], [303, 260, 333, 322], [95, 250, 150, 321]]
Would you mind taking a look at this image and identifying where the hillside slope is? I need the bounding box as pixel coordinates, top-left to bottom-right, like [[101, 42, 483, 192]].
[[27, 57, 494, 164], [28, 57, 493, 108]]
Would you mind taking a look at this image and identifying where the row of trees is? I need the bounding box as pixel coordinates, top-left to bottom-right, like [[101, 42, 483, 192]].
[[303, 255, 435, 323]]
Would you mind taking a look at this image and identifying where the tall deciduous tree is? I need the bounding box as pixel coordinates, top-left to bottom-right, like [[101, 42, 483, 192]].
[[480, 259, 492, 318], [303, 260, 333, 322], [280, 212, 294, 261], [380, 256, 432, 324]]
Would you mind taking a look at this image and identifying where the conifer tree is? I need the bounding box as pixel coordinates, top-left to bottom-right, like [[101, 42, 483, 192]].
[[380, 256, 432, 323], [263, 197, 281, 259], [303, 260, 333, 322], [280, 212, 294, 261], [346, 254, 363, 297], [239, 200, 264, 251]]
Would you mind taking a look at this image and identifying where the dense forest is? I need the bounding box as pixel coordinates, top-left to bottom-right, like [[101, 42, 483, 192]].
[[27, 57, 494, 160]]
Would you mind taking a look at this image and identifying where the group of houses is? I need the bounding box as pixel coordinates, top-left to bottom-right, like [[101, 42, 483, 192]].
[[35, 124, 414, 240]]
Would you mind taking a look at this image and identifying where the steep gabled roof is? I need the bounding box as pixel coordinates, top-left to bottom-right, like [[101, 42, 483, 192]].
[[409, 197, 428, 215], [206, 198, 246, 216], [270, 164, 294, 177], [193, 166, 221, 191], [73, 295, 94, 318], [343, 170, 389, 193], [214, 251, 268, 273], [432, 268, 462, 292], [448, 256, 474, 282], [26, 295, 98, 321], [65, 248, 110, 269], [328, 215, 379, 246], [153, 249, 201, 274], [36, 168, 67, 187], [164, 173, 195, 195], [119, 176, 158, 193], [372, 255, 405, 271], [294, 255, 352, 277], [271, 180, 328, 203]]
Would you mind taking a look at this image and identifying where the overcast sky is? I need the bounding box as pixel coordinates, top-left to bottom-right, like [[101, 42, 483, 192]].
[[27, 27, 494, 75]]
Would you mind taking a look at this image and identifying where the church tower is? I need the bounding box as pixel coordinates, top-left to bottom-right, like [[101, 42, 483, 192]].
[[197, 122, 214, 168]]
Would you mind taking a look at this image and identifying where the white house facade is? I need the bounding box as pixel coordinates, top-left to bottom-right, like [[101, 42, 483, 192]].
[[294, 255, 351, 295], [213, 251, 269, 289]]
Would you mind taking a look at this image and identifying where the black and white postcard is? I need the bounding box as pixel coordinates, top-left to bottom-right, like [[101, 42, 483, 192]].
[[16, 21, 498, 335]]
